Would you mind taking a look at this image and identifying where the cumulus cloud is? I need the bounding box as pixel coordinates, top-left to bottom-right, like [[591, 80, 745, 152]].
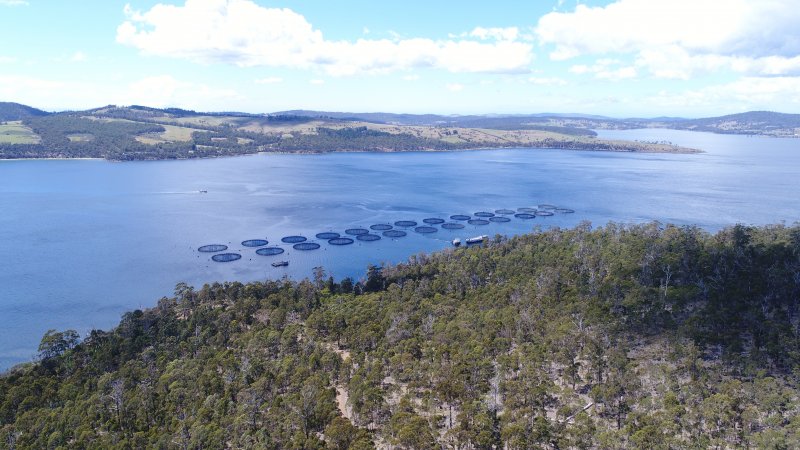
[[528, 76, 567, 86], [569, 59, 637, 81], [536, 0, 800, 78], [649, 76, 800, 110], [117, 0, 534, 76], [120, 75, 240, 109], [0, 0, 28, 6]]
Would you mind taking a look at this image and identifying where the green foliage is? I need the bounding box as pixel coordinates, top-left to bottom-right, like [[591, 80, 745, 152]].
[[2, 222, 800, 448]]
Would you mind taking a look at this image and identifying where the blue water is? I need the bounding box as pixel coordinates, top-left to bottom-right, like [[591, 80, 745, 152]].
[[0, 129, 798, 369]]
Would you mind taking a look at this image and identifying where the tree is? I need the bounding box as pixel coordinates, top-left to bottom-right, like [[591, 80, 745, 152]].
[[37, 329, 79, 360]]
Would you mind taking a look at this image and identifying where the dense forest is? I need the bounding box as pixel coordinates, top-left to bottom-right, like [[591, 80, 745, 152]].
[[2, 222, 799, 449]]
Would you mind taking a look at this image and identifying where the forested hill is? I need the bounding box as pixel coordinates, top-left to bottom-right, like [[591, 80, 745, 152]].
[[0, 102, 49, 121], [3, 222, 800, 449]]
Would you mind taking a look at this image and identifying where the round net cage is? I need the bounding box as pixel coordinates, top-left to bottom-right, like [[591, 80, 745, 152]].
[[518, 207, 538, 213], [515, 213, 536, 219], [474, 211, 495, 218], [198, 244, 228, 253], [328, 237, 355, 245], [468, 219, 490, 225], [345, 228, 369, 236], [212, 253, 242, 262], [241, 239, 268, 247], [370, 224, 393, 231], [536, 211, 554, 216], [293, 242, 321, 250], [495, 209, 516, 215], [450, 214, 471, 221], [256, 247, 285, 256], [383, 230, 407, 238], [282, 235, 307, 243], [490, 216, 511, 223], [414, 226, 438, 234], [555, 208, 575, 213], [423, 218, 445, 224], [357, 234, 381, 241], [441, 222, 466, 230], [538, 204, 557, 210], [316, 232, 340, 240], [394, 220, 418, 227]]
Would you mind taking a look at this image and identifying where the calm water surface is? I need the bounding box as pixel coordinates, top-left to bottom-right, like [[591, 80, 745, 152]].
[[0, 129, 798, 369]]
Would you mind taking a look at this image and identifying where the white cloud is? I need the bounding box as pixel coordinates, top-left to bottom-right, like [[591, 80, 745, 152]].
[[469, 26, 519, 41], [0, 0, 28, 6], [0, 56, 17, 63], [255, 77, 283, 84], [569, 59, 637, 81], [403, 74, 420, 81], [446, 83, 464, 92], [536, 0, 800, 77], [69, 51, 88, 63], [649, 76, 800, 111], [309, 79, 324, 85], [528, 76, 567, 86], [120, 75, 240, 109], [116, 0, 534, 76]]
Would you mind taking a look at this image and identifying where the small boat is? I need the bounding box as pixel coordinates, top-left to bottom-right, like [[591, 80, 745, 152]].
[[452, 238, 461, 247], [271, 261, 289, 267], [465, 235, 488, 245], [199, 190, 208, 193]]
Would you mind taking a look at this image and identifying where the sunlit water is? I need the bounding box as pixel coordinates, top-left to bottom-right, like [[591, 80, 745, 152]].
[[0, 129, 798, 369]]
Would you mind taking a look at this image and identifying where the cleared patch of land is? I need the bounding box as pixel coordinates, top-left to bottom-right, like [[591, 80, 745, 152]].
[[135, 124, 208, 144], [0, 121, 40, 144]]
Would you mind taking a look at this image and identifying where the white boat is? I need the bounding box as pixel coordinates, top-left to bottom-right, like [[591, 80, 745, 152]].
[[452, 238, 461, 247], [465, 235, 488, 245], [271, 261, 289, 267]]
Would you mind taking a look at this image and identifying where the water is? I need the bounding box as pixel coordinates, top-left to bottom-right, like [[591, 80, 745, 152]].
[[1, 129, 798, 369]]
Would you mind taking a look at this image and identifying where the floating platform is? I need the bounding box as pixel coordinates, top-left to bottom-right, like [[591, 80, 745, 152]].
[[441, 223, 466, 230], [282, 235, 307, 243], [256, 247, 284, 256], [345, 228, 369, 235], [357, 234, 381, 241], [241, 239, 268, 247], [198, 244, 228, 253], [293, 242, 321, 250], [370, 224, 393, 231], [383, 230, 407, 238], [394, 220, 417, 227], [329, 237, 355, 245], [212, 253, 241, 262], [316, 232, 340, 239], [414, 226, 438, 233]]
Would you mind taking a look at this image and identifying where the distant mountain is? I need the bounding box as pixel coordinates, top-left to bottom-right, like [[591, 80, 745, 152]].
[[671, 111, 800, 135], [0, 102, 49, 121]]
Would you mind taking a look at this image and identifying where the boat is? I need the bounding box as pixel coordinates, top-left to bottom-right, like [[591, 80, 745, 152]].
[[465, 235, 488, 245], [199, 190, 208, 193], [271, 261, 289, 267], [452, 238, 461, 247]]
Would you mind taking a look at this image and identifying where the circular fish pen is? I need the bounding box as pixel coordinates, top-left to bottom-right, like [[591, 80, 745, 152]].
[[345, 228, 369, 236], [198, 244, 228, 253], [518, 207, 538, 213], [211, 253, 241, 262], [468, 219, 490, 225], [256, 247, 285, 256], [282, 235, 307, 243], [495, 209, 515, 215], [450, 214, 471, 221], [474, 211, 495, 218], [423, 218, 445, 225], [316, 232, 340, 240], [357, 234, 381, 242], [394, 220, 418, 227], [515, 213, 536, 219], [490, 216, 511, 223], [441, 222, 465, 230], [293, 242, 321, 251], [414, 226, 438, 234], [328, 237, 355, 245], [536, 211, 554, 216], [370, 224, 393, 231], [241, 239, 268, 247], [555, 208, 575, 213], [383, 230, 407, 238], [538, 204, 557, 210]]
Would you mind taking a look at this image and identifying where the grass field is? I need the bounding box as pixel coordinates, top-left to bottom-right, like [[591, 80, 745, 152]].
[[135, 124, 207, 144], [0, 121, 40, 144]]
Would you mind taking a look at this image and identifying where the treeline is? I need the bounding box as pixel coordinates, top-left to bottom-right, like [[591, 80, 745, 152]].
[[2, 223, 800, 448], [272, 127, 468, 153]]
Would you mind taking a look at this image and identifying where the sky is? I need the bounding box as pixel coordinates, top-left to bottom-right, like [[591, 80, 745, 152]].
[[1, 0, 800, 117]]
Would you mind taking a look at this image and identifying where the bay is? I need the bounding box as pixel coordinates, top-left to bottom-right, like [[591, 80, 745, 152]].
[[0, 129, 798, 369]]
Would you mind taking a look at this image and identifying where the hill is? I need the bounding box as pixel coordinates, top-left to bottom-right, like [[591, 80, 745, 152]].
[[2, 222, 799, 448], [0, 102, 49, 121], [0, 103, 698, 160]]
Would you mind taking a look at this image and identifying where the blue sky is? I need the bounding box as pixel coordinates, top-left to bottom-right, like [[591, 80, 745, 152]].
[[1, 0, 799, 117]]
